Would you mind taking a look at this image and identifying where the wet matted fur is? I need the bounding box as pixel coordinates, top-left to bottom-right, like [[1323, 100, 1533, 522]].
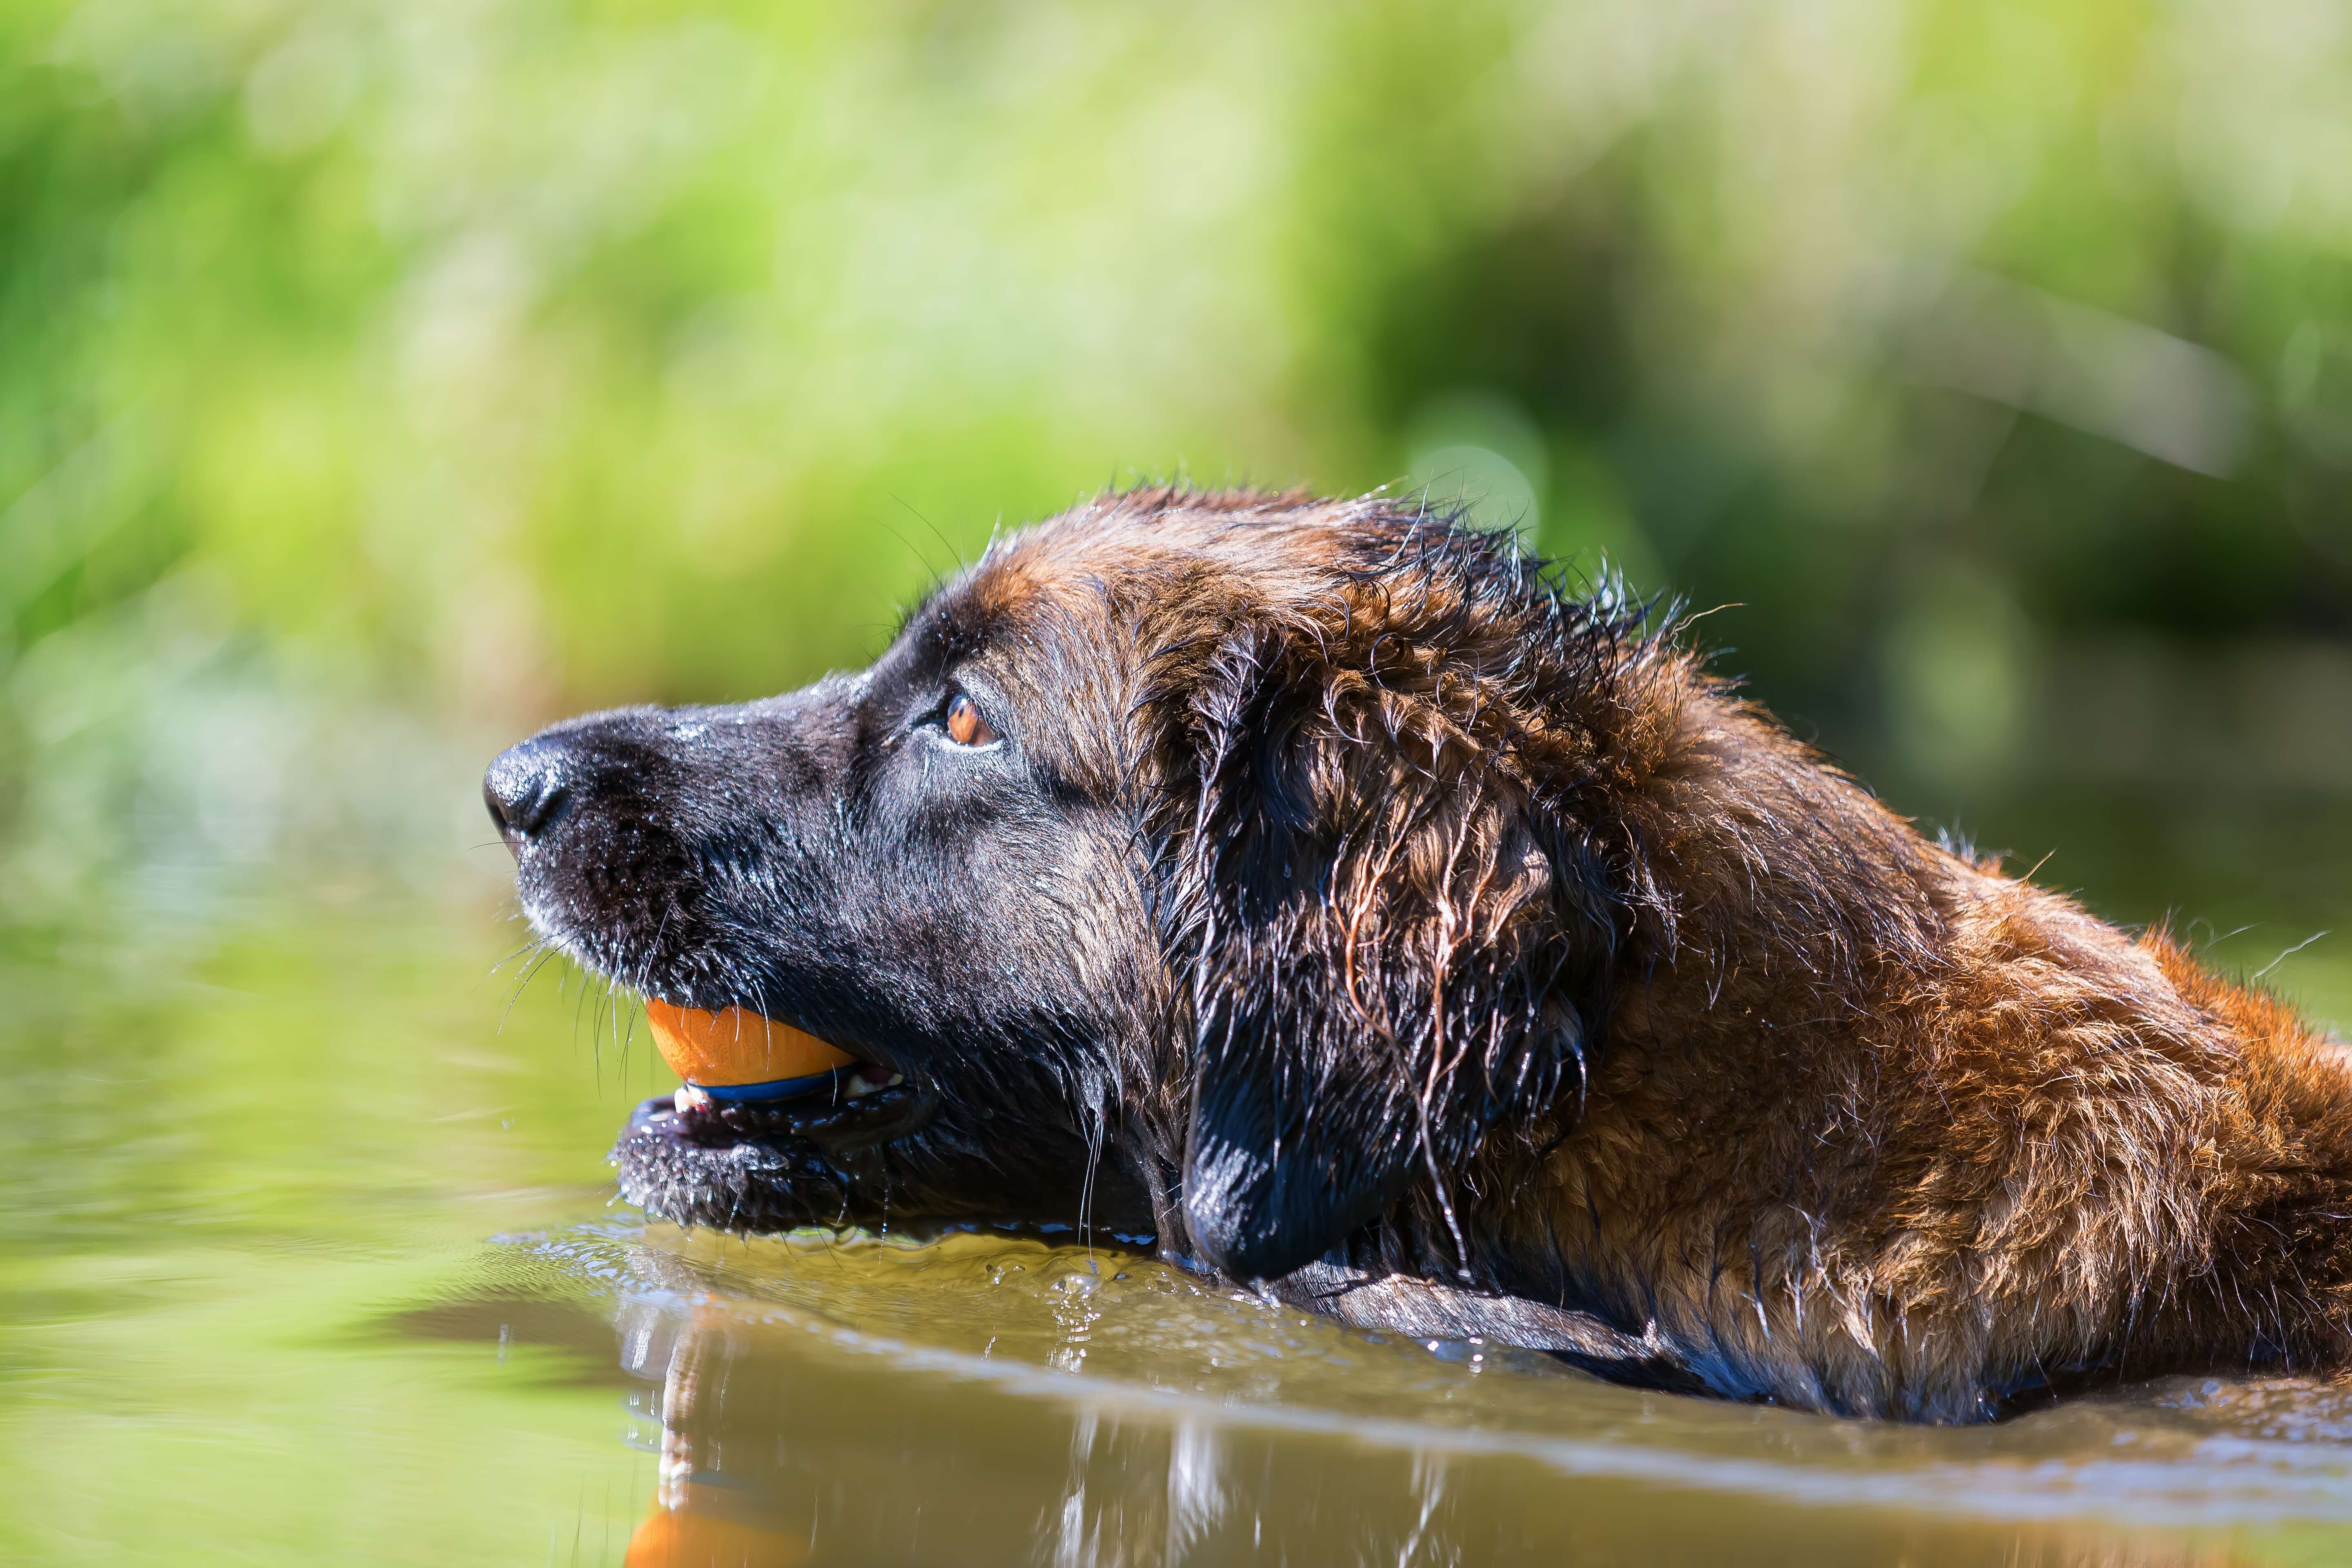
[[487, 488, 2352, 1423]]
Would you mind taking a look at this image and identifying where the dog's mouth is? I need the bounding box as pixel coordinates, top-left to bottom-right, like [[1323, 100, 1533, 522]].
[[630, 1066, 926, 1151], [626, 993, 933, 1158]]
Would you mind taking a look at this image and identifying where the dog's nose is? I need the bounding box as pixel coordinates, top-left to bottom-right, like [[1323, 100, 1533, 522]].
[[483, 739, 570, 842]]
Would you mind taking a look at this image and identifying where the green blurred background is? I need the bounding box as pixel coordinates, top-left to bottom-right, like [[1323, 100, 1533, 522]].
[[5, 0, 2351, 942], [6, 5, 2352, 1559], [7, 0, 2352, 980]]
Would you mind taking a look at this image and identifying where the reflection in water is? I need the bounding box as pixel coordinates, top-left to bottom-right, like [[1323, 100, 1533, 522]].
[[549, 1226, 2289, 1566], [622, 1302, 809, 1566], [626, 1504, 803, 1568]]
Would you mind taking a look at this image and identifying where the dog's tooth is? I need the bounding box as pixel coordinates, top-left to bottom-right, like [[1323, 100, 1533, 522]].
[[830, 1067, 903, 1102], [674, 1084, 713, 1114]]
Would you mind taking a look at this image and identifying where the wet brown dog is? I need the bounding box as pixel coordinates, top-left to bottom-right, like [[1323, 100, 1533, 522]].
[[488, 488, 2352, 1422]]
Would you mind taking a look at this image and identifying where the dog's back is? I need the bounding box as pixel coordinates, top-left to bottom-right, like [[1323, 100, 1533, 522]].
[[1477, 664, 2352, 1419]]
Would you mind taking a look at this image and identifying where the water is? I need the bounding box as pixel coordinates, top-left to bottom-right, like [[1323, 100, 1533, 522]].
[[6, 800, 2352, 1566]]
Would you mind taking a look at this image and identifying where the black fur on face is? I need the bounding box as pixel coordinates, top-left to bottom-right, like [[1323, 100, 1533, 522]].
[[487, 490, 1652, 1279]]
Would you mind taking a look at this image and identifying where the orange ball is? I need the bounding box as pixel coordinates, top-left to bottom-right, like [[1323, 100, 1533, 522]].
[[643, 998, 856, 1087]]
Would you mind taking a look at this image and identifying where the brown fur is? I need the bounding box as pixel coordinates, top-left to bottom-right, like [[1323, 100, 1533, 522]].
[[977, 487, 2352, 1421], [511, 482, 2352, 1423]]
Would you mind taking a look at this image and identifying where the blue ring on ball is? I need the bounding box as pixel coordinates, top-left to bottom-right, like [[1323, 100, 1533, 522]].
[[693, 1068, 847, 1103]]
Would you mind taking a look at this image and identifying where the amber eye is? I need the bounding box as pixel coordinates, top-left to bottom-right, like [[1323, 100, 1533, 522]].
[[943, 692, 998, 747]]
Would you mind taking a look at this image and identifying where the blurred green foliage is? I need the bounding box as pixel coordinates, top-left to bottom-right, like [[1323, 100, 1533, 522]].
[[3, 0, 2350, 899]]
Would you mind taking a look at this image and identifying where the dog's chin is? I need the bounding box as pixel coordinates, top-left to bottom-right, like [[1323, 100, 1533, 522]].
[[536, 931, 939, 1230], [564, 952, 1162, 1242], [611, 1085, 931, 1233]]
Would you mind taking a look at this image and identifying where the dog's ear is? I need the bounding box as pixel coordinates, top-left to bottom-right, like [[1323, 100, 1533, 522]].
[[1157, 594, 1613, 1282]]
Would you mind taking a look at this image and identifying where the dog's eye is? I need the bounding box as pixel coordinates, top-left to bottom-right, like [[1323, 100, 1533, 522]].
[[942, 692, 998, 747]]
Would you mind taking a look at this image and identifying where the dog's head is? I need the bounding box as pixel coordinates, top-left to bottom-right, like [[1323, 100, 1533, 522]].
[[489, 491, 1666, 1281]]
